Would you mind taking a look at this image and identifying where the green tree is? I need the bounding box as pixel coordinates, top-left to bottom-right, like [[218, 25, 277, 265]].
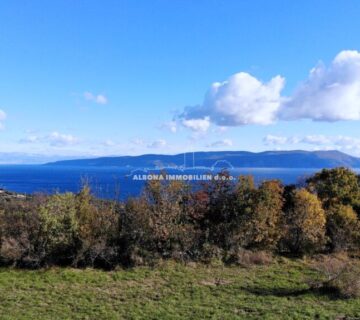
[[307, 167, 360, 212], [38, 193, 78, 264]]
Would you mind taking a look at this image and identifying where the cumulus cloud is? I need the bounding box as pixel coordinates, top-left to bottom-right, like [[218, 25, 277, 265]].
[[0, 109, 7, 129], [148, 139, 167, 149], [182, 117, 211, 132], [281, 50, 360, 121], [84, 92, 108, 105], [207, 139, 233, 148], [179, 50, 360, 129], [179, 72, 285, 128]]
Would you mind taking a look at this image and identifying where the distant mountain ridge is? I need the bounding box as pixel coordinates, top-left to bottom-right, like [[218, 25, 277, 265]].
[[46, 150, 360, 169]]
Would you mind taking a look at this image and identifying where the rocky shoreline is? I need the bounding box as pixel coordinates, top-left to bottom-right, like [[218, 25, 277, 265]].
[[0, 189, 26, 201]]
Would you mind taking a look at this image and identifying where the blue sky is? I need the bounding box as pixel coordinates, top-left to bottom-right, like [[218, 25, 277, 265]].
[[1, 0, 360, 161]]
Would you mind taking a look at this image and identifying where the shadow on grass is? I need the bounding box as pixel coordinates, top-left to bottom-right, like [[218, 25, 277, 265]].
[[243, 286, 343, 300]]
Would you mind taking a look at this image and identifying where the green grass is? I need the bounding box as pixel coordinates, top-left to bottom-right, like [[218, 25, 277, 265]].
[[0, 259, 359, 319]]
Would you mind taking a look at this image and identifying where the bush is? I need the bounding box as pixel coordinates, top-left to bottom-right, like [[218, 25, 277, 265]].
[[198, 243, 224, 264], [1, 167, 360, 269], [37, 192, 79, 265], [238, 180, 284, 250], [0, 196, 44, 267], [0, 187, 121, 268], [326, 204, 360, 252], [197, 171, 237, 249], [306, 167, 360, 211], [310, 254, 360, 298], [282, 189, 327, 254], [225, 247, 272, 267], [73, 186, 120, 268], [121, 180, 199, 265]]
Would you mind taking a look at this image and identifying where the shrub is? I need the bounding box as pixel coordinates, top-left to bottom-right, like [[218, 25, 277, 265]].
[[198, 243, 224, 265], [283, 189, 327, 254], [121, 180, 198, 265], [37, 193, 79, 265], [225, 247, 272, 267], [73, 186, 120, 268], [326, 204, 360, 252], [238, 180, 284, 250], [310, 254, 360, 298], [197, 171, 237, 248], [306, 167, 360, 211], [0, 196, 44, 267]]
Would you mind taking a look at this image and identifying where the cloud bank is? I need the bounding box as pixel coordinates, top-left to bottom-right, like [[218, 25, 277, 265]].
[[179, 50, 360, 131], [263, 134, 360, 154]]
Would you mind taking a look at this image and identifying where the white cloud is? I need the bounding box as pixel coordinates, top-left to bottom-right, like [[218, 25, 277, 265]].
[[182, 117, 211, 132], [263, 134, 289, 145], [0, 110, 6, 121], [213, 126, 228, 134], [103, 139, 116, 147], [159, 121, 177, 133], [48, 132, 79, 146], [301, 135, 331, 145], [263, 134, 360, 155], [0, 109, 7, 129], [178, 50, 360, 129], [19, 131, 79, 147], [148, 139, 167, 149], [180, 72, 285, 127], [281, 50, 360, 121], [84, 92, 108, 105], [207, 139, 233, 148], [19, 135, 40, 144]]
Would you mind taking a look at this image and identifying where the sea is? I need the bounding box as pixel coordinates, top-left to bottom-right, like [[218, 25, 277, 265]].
[[0, 165, 358, 200]]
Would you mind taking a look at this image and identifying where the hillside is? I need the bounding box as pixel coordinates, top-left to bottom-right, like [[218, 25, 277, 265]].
[[46, 150, 360, 169]]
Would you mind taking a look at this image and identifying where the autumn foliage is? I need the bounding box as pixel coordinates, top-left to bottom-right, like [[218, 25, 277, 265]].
[[0, 167, 360, 268]]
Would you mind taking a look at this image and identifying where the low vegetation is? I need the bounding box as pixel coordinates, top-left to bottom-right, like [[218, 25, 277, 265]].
[[0, 258, 360, 319], [1, 167, 360, 317], [1, 167, 360, 269]]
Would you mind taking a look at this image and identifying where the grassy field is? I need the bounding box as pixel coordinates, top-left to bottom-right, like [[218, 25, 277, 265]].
[[0, 259, 359, 320]]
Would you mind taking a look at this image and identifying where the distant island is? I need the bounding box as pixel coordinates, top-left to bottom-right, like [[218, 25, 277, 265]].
[[46, 150, 360, 169]]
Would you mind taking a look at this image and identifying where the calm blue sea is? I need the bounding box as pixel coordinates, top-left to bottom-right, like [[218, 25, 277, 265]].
[[0, 165, 356, 200]]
